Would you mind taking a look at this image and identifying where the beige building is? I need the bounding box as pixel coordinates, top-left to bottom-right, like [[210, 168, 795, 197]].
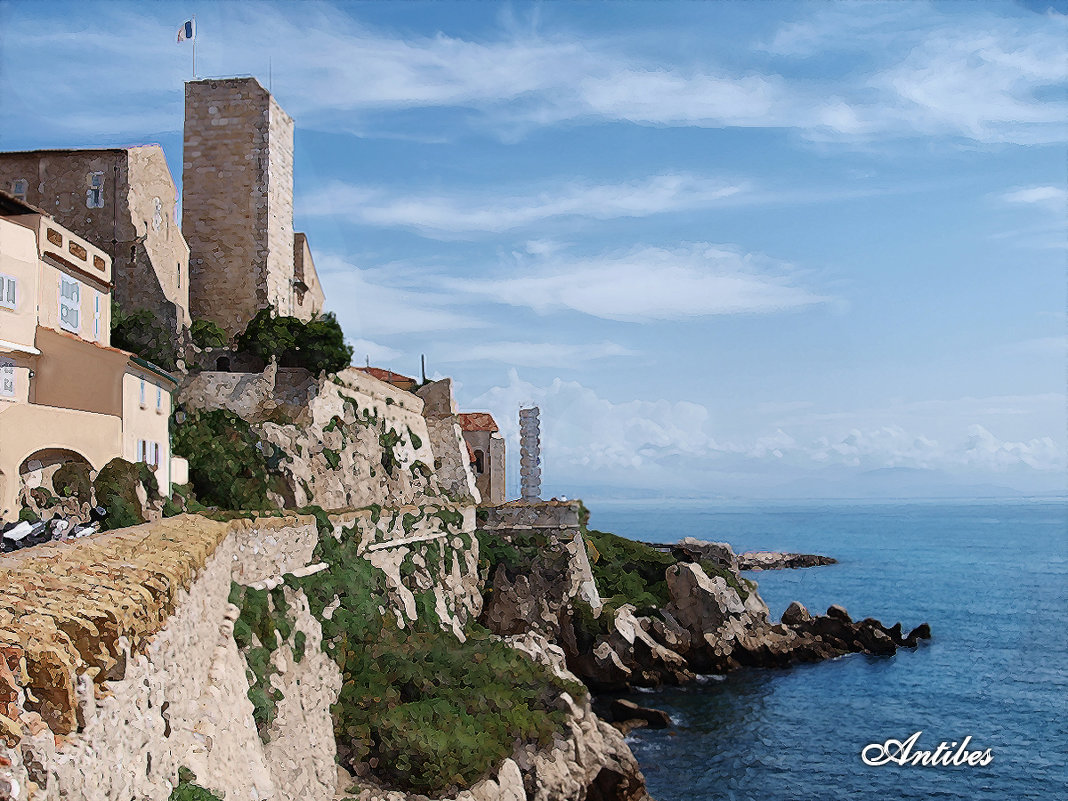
[[0, 192, 180, 522], [0, 146, 191, 333], [457, 413, 506, 506], [183, 77, 324, 336]]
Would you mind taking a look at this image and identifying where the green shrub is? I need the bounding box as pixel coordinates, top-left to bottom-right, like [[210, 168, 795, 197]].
[[52, 462, 92, 504], [111, 303, 178, 371], [581, 529, 675, 613], [235, 307, 352, 375], [171, 409, 276, 510], [92, 458, 149, 530], [169, 768, 223, 801], [190, 318, 229, 349]]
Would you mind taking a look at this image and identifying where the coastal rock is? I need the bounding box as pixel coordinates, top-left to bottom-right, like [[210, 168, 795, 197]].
[[482, 534, 602, 641], [738, 551, 838, 571], [608, 699, 671, 730], [780, 601, 811, 626], [673, 538, 739, 572], [826, 604, 852, 623]]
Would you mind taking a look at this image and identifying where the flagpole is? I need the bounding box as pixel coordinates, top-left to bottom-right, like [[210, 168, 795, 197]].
[[192, 15, 196, 79]]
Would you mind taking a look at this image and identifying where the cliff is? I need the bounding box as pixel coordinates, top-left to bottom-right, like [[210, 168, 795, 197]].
[[0, 506, 649, 801], [0, 367, 650, 801]]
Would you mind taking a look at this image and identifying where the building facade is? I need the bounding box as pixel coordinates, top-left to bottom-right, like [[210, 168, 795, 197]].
[[182, 77, 323, 336], [457, 412, 506, 506], [0, 146, 191, 333], [0, 193, 179, 522]]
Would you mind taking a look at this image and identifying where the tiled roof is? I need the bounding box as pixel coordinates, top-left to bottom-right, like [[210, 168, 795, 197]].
[[354, 366, 416, 386], [457, 412, 499, 432]]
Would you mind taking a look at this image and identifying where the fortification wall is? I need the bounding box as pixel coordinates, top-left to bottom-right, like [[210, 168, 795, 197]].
[[0, 499, 481, 801], [179, 366, 448, 511]]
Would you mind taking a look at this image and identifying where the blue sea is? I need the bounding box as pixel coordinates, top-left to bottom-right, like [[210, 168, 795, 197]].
[[587, 499, 1067, 801]]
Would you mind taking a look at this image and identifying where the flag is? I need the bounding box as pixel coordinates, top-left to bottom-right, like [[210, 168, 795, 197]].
[[177, 19, 195, 44]]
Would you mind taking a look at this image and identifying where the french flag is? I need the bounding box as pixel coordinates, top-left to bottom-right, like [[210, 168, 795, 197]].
[[177, 19, 196, 44]]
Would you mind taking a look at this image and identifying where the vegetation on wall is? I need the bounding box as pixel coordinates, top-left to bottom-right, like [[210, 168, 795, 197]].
[[235, 307, 352, 375], [171, 408, 281, 510], [168, 769, 223, 801], [228, 582, 302, 742], [284, 512, 584, 796], [190, 318, 229, 349], [110, 302, 179, 372]]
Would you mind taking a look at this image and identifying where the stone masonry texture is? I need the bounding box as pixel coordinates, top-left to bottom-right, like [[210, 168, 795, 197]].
[[183, 78, 297, 336], [0, 148, 190, 331]]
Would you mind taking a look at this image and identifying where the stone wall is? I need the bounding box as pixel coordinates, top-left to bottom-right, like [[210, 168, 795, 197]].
[[0, 513, 337, 801], [292, 233, 324, 320], [264, 96, 294, 319], [416, 380, 480, 505], [0, 499, 484, 801], [179, 366, 447, 511], [0, 147, 189, 331]]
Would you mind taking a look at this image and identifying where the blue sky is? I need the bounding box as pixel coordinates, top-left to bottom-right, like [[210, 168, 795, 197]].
[[1, 0, 1065, 499]]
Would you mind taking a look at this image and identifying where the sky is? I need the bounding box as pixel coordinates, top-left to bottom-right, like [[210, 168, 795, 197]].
[[1, 0, 1065, 500]]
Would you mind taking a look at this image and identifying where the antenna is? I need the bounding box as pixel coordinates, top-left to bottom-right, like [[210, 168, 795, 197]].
[[421, 354, 427, 383], [365, 355, 370, 367], [269, 57, 273, 92]]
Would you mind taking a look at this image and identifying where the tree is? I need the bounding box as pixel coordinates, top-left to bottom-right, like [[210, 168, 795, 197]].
[[235, 307, 352, 375]]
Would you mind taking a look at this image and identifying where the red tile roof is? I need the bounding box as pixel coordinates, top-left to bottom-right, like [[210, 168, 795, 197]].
[[355, 366, 417, 388], [457, 412, 499, 432]]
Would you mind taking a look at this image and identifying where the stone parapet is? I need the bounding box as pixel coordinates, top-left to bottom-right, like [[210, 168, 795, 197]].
[[481, 499, 582, 532]]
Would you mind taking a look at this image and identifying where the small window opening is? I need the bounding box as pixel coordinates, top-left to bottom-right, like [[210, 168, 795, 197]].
[[474, 449, 485, 475]]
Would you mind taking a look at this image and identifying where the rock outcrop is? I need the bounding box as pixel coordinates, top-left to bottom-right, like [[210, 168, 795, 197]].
[[738, 551, 838, 570], [483, 530, 930, 693]]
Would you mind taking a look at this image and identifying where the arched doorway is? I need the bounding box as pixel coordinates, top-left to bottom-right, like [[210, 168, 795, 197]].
[[18, 448, 93, 504]]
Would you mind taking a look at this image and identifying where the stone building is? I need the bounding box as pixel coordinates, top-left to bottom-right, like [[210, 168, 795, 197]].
[[182, 77, 323, 336], [0, 192, 182, 521], [0, 145, 191, 333], [457, 412, 506, 506]]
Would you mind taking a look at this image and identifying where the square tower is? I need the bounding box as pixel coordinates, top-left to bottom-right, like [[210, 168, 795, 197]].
[[182, 77, 297, 336]]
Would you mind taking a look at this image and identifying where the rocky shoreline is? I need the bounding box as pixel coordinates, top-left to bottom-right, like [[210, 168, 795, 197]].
[[482, 532, 930, 695]]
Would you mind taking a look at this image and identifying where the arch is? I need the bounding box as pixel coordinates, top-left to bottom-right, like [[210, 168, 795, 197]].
[[473, 449, 485, 475], [19, 448, 93, 492], [215, 356, 231, 372]]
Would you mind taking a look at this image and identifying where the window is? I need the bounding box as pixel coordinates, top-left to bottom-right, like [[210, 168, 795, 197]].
[[156, 384, 162, 413], [152, 197, 163, 231], [177, 261, 181, 288], [0, 358, 14, 398], [137, 440, 160, 469], [93, 293, 101, 340], [473, 449, 485, 475], [59, 275, 80, 333], [139, 379, 146, 408], [86, 172, 104, 208], [11, 179, 27, 201], [0, 273, 15, 311]]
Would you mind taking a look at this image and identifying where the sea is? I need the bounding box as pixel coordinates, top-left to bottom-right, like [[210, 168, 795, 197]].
[[586, 498, 1067, 801]]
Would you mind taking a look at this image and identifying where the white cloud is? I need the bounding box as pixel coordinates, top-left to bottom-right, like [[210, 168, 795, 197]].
[[1001, 186, 1067, 206], [347, 338, 402, 363], [463, 374, 1066, 496], [437, 341, 636, 367], [317, 253, 482, 337], [300, 173, 745, 235], [2, 2, 1063, 146], [468, 370, 718, 476], [450, 243, 829, 322]]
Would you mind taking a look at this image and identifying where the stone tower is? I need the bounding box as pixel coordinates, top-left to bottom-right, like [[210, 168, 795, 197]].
[[182, 77, 298, 336]]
